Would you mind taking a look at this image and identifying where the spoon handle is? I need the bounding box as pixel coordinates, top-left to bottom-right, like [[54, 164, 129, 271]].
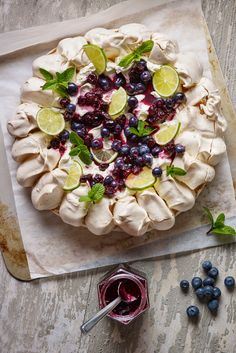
[[80, 296, 122, 334]]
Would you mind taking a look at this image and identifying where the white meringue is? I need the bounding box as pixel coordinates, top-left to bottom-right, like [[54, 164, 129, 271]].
[[136, 188, 175, 230], [7, 102, 40, 138], [16, 148, 60, 187], [21, 77, 58, 107], [119, 23, 151, 50], [57, 36, 89, 67], [31, 168, 67, 210], [149, 32, 178, 64], [113, 196, 150, 236], [59, 185, 90, 227], [32, 53, 69, 78], [174, 52, 203, 87], [85, 197, 115, 235], [154, 176, 196, 213]]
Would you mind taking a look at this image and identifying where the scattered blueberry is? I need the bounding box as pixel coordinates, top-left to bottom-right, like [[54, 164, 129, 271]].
[[174, 92, 186, 104], [50, 138, 60, 149], [114, 124, 122, 135], [115, 157, 125, 169], [175, 144, 185, 154], [139, 145, 150, 155], [186, 305, 199, 318], [91, 139, 103, 149], [126, 83, 136, 95], [212, 287, 221, 299], [60, 98, 70, 108], [124, 127, 132, 138], [140, 70, 151, 83], [66, 103, 76, 113], [134, 82, 146, 94], [152, 167, 163, 177], [110, 180, 118, 189], [195, 287, 205, 299], [128, 96, 138, 108], [101, 127, 110, 138], [165, 98, 175, 109], [142, 153, 153, 166], [119, 144, 130, 156], [99, 163, 109, 171], [76, 128, 87, 138], [86, 73, 98, 85], [93, 174, 104, 183], [129, 116, 138, 127], [103, 175, 114, 185], [203, 277, 215, 287], [67, 82, 78, 96], [104, 120, 116, 131], [59, 129, 70, 142], [151, 146, 162, 157], [208, 267, 219, 279], [98, 75, 111, 91], [207, 299, 219, 312], [111, 140, 122, 152], [130, 146, 139, 158], [71, 121, 84, 131], [191, 277, 203, 290], [202, 260, 212, 272], [180, 280, 189, 291], [114, 73, 126, 88], [224, 276, 235, 288], [203, 285, 214, 300]]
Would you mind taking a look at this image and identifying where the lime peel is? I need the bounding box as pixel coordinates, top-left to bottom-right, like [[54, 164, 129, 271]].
[[63, 161, 82, 191], [36, 108, 65, 136], [154, 121, 181, 146], [83, 44, 107, 75], [125, 167, 156, 190], [108, 87, 127, 117], [153, 65, 179, 98]]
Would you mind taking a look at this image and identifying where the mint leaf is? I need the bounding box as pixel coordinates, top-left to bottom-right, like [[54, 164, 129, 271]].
[[138, 120, 145, 134], [79, 195, 92, 203], [166, 165, 187, 177], [118, 53, 136, 68], [215, 213, 225, 228], [69, 147, 80, 156], [203, 207, 214, 228], [41, 80, 58, 90], [79, 149, 92, 165], [39, 68, 54, 81], [53, 84, 69, 98], [129, 127, 139, 136], [211, 226, 236, 236], [69, 132, 84, 146], [135, 40, 154, 55], [142, 126, 155, 136], [80, 183, 105, 203], [58, 67, 75, 82], [129, 120, 155, 137]]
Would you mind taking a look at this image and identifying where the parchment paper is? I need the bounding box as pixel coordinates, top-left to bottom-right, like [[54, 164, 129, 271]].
[[1, 0, 236, 280]]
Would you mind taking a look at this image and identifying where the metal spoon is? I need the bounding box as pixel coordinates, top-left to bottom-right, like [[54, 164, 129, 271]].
[[80, 281, 138, 334]]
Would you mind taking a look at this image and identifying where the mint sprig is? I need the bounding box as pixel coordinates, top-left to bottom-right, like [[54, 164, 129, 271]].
[[118, 40, 154, 68], [166, 165, 187, 177], [203, 207, 236, 236], [129, 120, 155, 137], [80, 183, 105, 203], [69, 131, 92, 165], [39, 67, 75, 98]]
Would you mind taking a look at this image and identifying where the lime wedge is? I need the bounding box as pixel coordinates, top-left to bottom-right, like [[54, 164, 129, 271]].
[[83, 44, 107, 75], [63, 161, 82, 191], [36, 108, 65, 136], [154, 121, 181, 146], [153, 65, 179, 98], [90, 148, 118, 164], [108, 87, 127, 117], [125, 167, 155, 190]]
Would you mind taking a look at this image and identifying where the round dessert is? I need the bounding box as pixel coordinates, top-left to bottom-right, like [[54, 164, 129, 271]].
[[7, 23, 227, 236]]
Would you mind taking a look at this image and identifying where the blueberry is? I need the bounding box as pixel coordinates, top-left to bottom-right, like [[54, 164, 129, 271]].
[[142, 153, 153, 166], [140, 70, 151, 83], [119, 144, 130, 156], [203, 277, 215, 287], [129, 116, 138, 127], [130, 147, 139, 158], [98, 75, 111, 91], [111, 139, 122, 152], [175, 144, 185, 154], [66, 103, 76, 113], [128, 96, 138, 108], [114, 73, 126, 88], [67, 82, 78, 96], [186, 305, 199, 318], [76, 128, 87, 138], [174, 92, 186, 104], [91, 139, 103, 149], [71, 121, 84, 131], [59, 129, 70, 142], [195, 287, 205, 299], [208, 267, 219, 279], [114, 124, 122, 135], [124, 127, 132, 138], [115, 157, 124, 168], [152, 167, 163, 177], [104, 120, 116, 131], [101, 127, 110, 138], [86, 73, 98, 85], [93, 174, 104, 183], [60, 98, 70, 108], [154, 98, 165, 108], [139, 144, 150, 155], [165, 98, 175, 109], [110, 180, 118, 189], [212, 287, 221, 299], [126, 83, 136, 95], [203, 285, 214, 300], [134, 83, 146, 94], [104, 175, 114, 185], [224, 276, 235, 288], [151, 146, 162, 157], [180, 280, 189, 291], [207, 299, 219, 312], [99, 163, 109, 171], [191, 277, 202, 290], [202, 260, 213, 272], [50, 138, 60, 149], [134, 156, 144, 166]]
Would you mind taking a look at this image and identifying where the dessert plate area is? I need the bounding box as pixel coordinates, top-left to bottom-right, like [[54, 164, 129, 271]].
[[1, 0, 236, 281]]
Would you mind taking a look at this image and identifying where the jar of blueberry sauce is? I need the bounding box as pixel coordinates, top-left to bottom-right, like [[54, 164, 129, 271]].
[[97, 264, 149, 325]]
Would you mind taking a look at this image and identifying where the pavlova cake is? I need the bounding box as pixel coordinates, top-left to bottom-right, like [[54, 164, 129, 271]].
[[7, 23, 227, 236]]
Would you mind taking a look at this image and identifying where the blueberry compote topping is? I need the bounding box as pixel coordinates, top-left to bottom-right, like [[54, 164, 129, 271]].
[[51, 60, 186, 194]]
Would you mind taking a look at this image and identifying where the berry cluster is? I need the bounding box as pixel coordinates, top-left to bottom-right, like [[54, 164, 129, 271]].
[[180, 260, 235, 318]]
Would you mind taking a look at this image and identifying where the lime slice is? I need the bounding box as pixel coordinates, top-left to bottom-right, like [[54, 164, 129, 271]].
[[153, 65, 179, 98], [83, 44, 107, 75], [125, 167, 155, 190], [36, 108, 65, 136], [154, 121, 181, 146], [91, 148, 118, 164], [63, 161, 82, 191], [108, 87, 127, 117]]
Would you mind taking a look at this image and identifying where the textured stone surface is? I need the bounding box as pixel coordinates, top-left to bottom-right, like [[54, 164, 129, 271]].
[[0, 1, 236, 352]]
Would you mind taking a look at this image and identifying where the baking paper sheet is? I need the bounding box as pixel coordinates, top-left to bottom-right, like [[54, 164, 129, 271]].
[[0, 0, 236, 280]]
